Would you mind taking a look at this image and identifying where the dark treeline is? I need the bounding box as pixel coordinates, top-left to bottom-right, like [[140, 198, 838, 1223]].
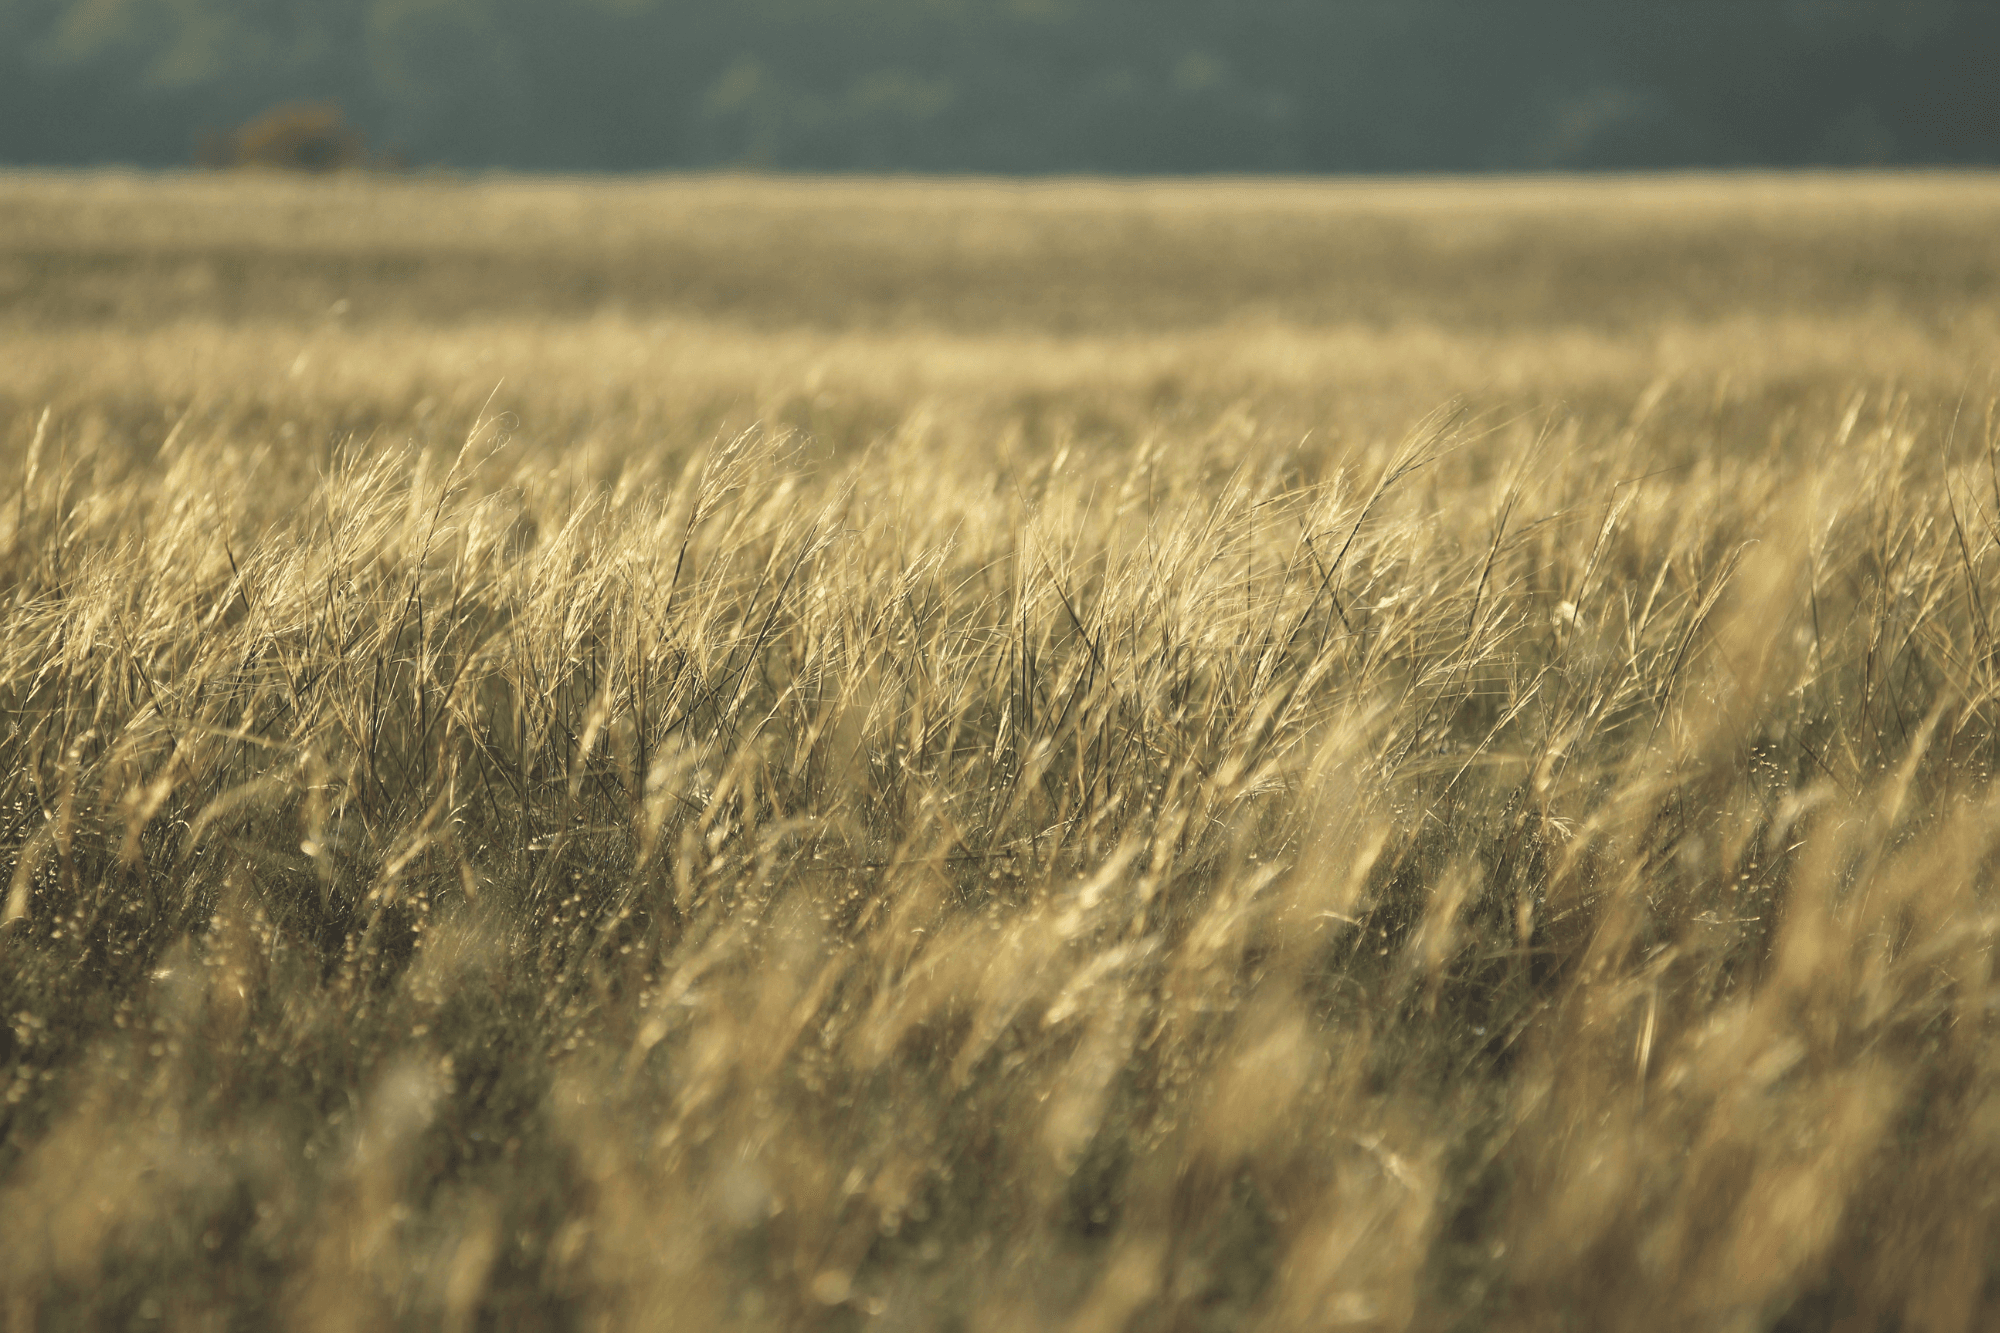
[[3, 0, 1997, 173]]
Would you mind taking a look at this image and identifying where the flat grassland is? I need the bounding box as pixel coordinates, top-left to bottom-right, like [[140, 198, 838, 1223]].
[[4, 171, 2000, 1331]]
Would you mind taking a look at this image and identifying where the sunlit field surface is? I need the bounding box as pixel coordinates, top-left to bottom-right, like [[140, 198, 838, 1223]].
[[5, 171, 2000, 1331]]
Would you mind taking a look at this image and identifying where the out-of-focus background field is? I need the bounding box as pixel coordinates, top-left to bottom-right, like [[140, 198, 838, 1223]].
[[3, 172, 2000, 1330], [6, 172, 1999, 473]]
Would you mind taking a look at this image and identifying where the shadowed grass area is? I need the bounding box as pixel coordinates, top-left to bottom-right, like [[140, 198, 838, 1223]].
[[2, 172, 2000, 1331]]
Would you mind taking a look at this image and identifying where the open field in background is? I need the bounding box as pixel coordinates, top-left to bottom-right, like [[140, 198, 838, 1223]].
[[3, 172, 2000, 1330]]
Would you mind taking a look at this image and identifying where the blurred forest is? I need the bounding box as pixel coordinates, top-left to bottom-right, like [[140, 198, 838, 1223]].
[[0, 0, 1996, 174]]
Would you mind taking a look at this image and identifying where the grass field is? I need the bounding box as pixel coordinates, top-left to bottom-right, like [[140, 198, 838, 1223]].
[[4, 170, 2000, 1331]]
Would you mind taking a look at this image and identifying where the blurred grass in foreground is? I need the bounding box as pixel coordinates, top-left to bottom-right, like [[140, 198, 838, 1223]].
[[3, 172, 2000, 1331]]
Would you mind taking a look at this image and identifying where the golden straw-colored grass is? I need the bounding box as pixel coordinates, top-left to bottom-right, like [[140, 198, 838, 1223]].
[[3, 170, 2000, 1331]]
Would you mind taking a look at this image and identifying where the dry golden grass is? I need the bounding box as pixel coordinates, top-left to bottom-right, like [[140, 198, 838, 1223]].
[[4, 170, 2000, 1331]]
